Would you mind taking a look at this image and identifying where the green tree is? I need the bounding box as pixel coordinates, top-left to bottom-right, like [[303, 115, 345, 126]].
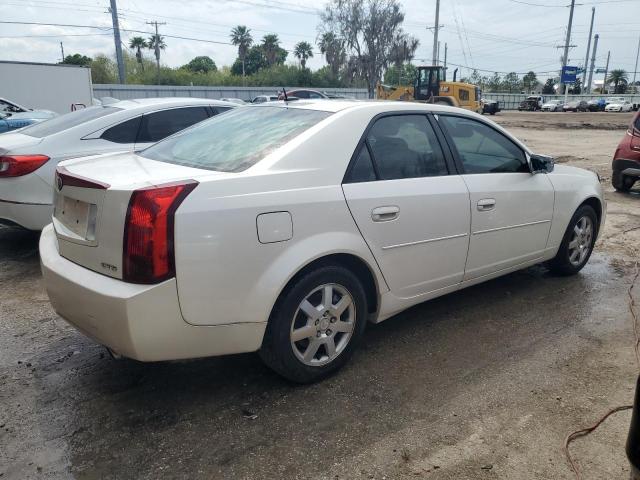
[[321, 0, 414, 97], [501, 72, 521, 93], [262, 34, 281, 67], [183, 56, 217, 73], [542, 78, 555, 94], [293, 41, 314, 69], [318, 32, 346, 77], [128, 36, 147, 72], [90, 54, 117, 83], [61, 53, 92, 66], [568, 77, 582, 94], [487, 72, 502, 92], [608, 69, 628, 94], [230, 25, 253, 83], [383, 62, 417, 86], [522, 71, 538, 92]]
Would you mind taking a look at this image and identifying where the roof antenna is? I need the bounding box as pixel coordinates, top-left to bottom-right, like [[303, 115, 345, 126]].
[[282, 87, 288, 102]]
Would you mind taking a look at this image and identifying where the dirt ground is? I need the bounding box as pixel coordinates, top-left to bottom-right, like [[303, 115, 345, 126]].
[[1, 110, 640, 480]]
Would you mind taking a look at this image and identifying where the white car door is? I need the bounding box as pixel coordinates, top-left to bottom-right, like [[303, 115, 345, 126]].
[[436, 114, 554, 280], [342, 113, 471, 299]]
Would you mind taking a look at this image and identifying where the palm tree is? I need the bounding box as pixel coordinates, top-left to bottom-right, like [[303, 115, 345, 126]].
[[608, 69, 629, 94], [261, 34, 280, 67], [293, 41, 314, 69], [147, 34, 166, 84], [230, 26, 253, 85], [128, 36, 147, 72], [318, 32, 345, 76]]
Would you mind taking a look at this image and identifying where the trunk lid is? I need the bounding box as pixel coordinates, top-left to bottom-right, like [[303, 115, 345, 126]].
[[0, 132, 44, 155], [53, 152, 214, 279]]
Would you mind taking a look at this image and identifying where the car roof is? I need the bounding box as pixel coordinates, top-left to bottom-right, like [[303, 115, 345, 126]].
[[252, 99, 480, 116], [106, 97, 235, 110]]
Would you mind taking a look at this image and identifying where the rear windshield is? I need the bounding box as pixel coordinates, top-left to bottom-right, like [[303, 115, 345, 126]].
[[21, 106, 121, 138], [140, 106, 331, 172]]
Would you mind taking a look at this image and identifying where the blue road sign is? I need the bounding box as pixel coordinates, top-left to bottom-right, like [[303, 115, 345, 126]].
[[561, 66, 578, 84]]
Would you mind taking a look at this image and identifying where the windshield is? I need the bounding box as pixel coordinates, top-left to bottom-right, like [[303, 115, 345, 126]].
[[21, 106, 121, 138], [140, 106, 331, 172]]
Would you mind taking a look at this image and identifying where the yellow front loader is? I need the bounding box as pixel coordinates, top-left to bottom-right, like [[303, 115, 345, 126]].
[[376, 65, 483, 114]]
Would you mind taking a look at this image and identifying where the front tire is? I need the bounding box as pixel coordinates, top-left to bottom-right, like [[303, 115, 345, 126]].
[[548, 205, 598, 276], [613, 170, 635, 192], [260, 265, 368, 383]]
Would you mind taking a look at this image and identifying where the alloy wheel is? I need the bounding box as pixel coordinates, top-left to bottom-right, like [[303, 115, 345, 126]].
[[290, 283, 356, 367], [567, 215, 594, 267]]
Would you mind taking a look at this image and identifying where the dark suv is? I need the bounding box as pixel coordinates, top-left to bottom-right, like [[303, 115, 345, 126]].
[[612, 110, 640, 192]]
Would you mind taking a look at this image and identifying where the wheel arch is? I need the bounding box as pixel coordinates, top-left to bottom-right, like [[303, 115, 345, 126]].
[[268, 252, 382, 325], [579, 196, 603, 230]]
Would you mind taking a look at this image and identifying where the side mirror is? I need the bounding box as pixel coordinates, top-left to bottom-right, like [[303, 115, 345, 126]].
[[530, 153, 554, 174]]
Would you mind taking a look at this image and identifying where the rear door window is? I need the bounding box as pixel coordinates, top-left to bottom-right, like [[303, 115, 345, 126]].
[[137, 106, 210, 143], [366, 114, 448, 180], [100, 116, 142, 143]]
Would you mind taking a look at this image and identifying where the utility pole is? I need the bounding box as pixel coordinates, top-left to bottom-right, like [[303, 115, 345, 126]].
[[444, 43, 448, 80], [582, 7, 595, 88], [603, 50, 610, 94], [109, 0, 125, 84], [60, 42, 65, 62], [437, 41, 441, 65], [560, 0, 576, 94], [633, 35, 640, 93], [431, 0, 440, 66], [587, 33, 598, 93], [147, 21, 166, 85]]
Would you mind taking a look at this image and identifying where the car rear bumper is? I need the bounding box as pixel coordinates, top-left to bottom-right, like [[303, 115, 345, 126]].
[[0, 198, 51, 230], [39, 225, 266, 361]]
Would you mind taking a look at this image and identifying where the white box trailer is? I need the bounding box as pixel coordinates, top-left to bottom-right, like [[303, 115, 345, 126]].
[[0, 60, 93, 114]]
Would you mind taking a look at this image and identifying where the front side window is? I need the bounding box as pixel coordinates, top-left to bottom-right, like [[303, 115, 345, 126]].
[[366, 115, 448, 180], [137, 106, 210, 143], [438, 115, 528, 174], [140, 106, 331, 172]]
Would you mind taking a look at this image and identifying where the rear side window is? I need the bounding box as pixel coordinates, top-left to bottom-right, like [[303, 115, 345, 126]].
[[366, 115, 448, 180], [137, 106, 210, 143], [101, 116, 141, 143], [438, 115, 528, 174], [140, 106, 331, 172], [346, 146, 377, 183], [21, 106, 121, 138]]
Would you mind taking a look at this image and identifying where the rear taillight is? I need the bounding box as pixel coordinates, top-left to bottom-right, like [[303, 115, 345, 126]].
[[0, 155, 49, 177], [123, 180, 198, 284]]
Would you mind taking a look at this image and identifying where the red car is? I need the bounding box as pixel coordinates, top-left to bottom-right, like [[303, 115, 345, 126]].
[[612, 110, 640, 192]]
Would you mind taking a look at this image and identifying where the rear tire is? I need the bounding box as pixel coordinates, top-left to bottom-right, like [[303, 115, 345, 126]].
[[260, 265, 368, 383], [548, 205, 598, 276]]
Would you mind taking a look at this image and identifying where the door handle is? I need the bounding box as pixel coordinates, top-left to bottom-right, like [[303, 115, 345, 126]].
[[477, 199, 496, 211], [371, 206, 400, 222]]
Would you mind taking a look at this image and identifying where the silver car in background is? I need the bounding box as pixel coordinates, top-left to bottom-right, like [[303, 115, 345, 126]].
[[0, 97, 237, 230]]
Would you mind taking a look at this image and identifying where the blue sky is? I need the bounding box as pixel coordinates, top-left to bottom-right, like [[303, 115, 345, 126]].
[[1, 0, 639, 83]]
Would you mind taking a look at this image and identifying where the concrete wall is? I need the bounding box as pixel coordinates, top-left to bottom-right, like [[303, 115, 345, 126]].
[[93, 84, 369, 101]]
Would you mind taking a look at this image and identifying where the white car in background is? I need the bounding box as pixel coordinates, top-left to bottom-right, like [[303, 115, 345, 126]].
[[541, 100, 564, 112], [605, 100, 633, 112], [251, 95, 280, 103], [40, 101, 604, 383], [0, 97, 236, 230]]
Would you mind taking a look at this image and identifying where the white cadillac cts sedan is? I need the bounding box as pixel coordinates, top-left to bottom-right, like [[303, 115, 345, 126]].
[[40, 101, 604, 383]]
